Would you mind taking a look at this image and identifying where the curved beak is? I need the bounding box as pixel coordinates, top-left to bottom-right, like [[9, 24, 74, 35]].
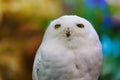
[[66, 28, 71, 38]]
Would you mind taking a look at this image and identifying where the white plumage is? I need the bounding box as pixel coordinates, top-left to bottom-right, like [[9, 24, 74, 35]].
[[32, 15, 102, 80]]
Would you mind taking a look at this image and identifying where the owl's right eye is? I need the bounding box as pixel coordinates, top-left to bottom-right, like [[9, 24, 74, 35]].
[[54, 24, 61, 29]]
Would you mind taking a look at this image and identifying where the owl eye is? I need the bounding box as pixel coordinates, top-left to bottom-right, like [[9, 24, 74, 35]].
[[54, 24, 61, 29], [76, 24, 84, 28]]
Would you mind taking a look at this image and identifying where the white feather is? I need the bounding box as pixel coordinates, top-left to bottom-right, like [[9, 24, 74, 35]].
[[32, 15, 102, 80]]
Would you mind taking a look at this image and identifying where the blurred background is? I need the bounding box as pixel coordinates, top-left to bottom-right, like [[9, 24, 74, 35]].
[[0, 0, 120, 80]]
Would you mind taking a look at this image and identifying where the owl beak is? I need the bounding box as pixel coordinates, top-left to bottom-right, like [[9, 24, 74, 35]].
[[66, 28, 71, 38]]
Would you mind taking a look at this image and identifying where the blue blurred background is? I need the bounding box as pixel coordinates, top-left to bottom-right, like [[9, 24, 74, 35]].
[[0, 0, 120, 80]]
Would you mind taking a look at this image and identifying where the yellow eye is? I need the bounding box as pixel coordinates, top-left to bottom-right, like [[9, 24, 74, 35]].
[[54, 24, 61, 29], [76, 24, 84, 28]]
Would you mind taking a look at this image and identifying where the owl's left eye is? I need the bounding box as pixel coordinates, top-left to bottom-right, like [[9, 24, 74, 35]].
[[76, 24, 84, 28], [54, 24, 61, 29]]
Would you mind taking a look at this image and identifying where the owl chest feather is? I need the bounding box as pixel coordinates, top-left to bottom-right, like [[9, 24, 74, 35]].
[[40, 42, 100, 80]]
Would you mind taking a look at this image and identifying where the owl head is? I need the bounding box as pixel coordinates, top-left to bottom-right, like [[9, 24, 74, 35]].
[[42, 15, 100, 46]]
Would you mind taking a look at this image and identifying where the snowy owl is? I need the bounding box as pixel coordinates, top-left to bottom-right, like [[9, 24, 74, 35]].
[[32, 15, 102, 80]]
